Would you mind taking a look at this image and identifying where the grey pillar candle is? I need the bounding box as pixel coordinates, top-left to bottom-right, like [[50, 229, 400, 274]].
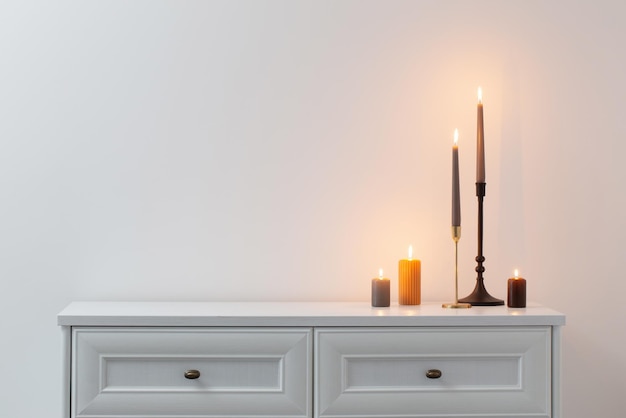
[[371, 269, 390, 307], [476, 87, 485, 183], [452, 129, 461, 227]]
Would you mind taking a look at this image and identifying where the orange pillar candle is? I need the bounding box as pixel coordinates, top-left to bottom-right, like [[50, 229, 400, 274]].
[[399, 245, 421, 305], [507, 269, 527, 308], [371, 268, 390, 307]]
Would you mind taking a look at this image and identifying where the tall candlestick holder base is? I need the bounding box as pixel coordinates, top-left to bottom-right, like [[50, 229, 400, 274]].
[[458, 182, 503, 306], [443, 226, 472, 309]]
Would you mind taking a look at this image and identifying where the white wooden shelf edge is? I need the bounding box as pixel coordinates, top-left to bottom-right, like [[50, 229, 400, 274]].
[[58, 301, 565, 327]]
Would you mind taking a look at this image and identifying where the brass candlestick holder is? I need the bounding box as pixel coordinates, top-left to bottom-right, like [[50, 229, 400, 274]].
[[458, 183, 503, 306], [443, 226, 471, 309]]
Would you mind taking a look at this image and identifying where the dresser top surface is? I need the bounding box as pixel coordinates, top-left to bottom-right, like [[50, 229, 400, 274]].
[[58, 301, 565, 327]]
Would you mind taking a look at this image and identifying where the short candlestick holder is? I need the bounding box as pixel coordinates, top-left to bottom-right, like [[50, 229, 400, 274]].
[[458, 182, 504, 306], [443, 226, 472, 309]]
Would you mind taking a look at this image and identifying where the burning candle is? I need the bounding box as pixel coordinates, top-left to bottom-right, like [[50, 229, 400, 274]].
[[398, 245, 421, 305], [371, 268, 390, 307], [507, 269, 527, 308], [452, 129, 461, 227], [476, 87, 485, 183]]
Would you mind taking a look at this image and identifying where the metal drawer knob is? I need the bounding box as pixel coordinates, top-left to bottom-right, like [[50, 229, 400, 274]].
[[184, 369, 201, 379], [426, 369, 442, 379]]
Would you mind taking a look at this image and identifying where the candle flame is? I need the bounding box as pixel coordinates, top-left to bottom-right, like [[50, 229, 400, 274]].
[[379, 268, 384, 280], [478, 86, 483, 104], [453, 128, 459, 146], [514, 269, 519, 278], [408, 245, 413, 260]]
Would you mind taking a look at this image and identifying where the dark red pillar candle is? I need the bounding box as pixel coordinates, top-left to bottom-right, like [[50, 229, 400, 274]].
[[507, 276, 527, 308]]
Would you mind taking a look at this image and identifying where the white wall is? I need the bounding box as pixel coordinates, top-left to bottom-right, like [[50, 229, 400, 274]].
[[1, 0, 624, 416]]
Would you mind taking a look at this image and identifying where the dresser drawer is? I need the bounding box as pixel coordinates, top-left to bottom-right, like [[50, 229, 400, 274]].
[[315, 327, 551, 418], [72, 328, 312, 418]]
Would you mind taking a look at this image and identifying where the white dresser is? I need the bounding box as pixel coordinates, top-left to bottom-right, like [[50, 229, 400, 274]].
[[58, 302, 565, 418]]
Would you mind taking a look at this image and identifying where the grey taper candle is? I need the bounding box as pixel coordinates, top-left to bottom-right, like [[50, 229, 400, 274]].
[[452, 129, 461, 227], [477, 87, 485, 183]]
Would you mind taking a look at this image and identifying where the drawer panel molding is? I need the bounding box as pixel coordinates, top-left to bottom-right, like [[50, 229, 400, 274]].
[[343, 354, 522, 391], [101, 355, 284, 392]]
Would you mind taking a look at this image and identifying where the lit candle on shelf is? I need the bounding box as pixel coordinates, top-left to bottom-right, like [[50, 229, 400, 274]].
[[452, 129, 461, 228], [507, 269, 527, 308], [399, 245, 421, 305], [476, 87, 485, 183], [371, 268, 390, 307]]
